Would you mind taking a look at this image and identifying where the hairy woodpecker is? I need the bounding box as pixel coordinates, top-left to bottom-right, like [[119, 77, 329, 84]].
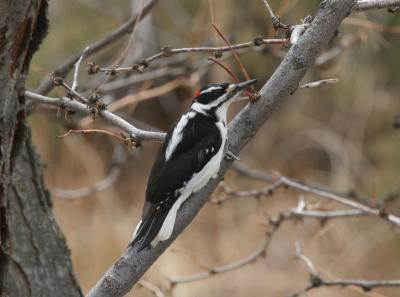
[[130, 79, 257, 251]]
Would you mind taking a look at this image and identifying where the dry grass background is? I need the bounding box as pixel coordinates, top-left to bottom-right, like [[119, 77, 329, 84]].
[[28, 0, 400, 296]]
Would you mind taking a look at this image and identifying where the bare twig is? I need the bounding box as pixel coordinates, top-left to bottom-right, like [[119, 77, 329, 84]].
[[231, 163, 400, 228], [99, 67, 186, 92], [295, 242, 317, 276], [212, 179, 282, 204], [165, 216, 283, 286], [35, 0, 159, 95], [262, 0, 277, 19], [138, 280, 165, 297], [212, 24, 252, 83], [299, 78, 339, 89], [166, 237, 270, 285], [95, 38, 286, 75], [52, 146, 127, 199], [25, 91, 165, 142], [52, 167, 121, 199], [72, 46, 89, 91], [344, 17, 400, 34], [57, 129, 138, 148], [52, 75, 90, 106], [261, 0, 290, 31], [207, 57, 240, 83], [353, 0, 400, 12], [315, 34, 363, 66], [291, 242, 400, 296]]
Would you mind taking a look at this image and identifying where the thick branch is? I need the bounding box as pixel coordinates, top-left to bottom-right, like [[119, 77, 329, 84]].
[[85, 1, 356, 297]]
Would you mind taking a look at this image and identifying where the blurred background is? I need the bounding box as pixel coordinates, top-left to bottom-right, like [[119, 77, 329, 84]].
[[27, 0, 400, 296]]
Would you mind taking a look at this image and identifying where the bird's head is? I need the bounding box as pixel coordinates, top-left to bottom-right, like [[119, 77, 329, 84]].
[[191, 79, 257, 117]]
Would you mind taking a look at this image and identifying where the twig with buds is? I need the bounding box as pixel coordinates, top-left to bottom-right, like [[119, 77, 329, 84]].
[[165, 215, 283, 287], [36, 0, 160, 95], [290, 241, 400, 296], [93, 38, 286, 76], [25, 91, 165, 142], [230, 163, 400, 228]]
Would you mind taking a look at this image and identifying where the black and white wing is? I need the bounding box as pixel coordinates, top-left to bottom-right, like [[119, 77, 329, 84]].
[[130, 115, 222, 250]]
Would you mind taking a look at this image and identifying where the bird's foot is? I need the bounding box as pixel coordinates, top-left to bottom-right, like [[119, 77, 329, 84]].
[[225, 150, 240, 161]]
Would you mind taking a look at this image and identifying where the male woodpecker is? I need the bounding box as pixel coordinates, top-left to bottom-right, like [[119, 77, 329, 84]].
[[130, 79, 257, 251]]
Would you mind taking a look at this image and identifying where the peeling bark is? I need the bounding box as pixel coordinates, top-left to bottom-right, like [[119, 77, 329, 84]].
[[0, 1, 82, 296]]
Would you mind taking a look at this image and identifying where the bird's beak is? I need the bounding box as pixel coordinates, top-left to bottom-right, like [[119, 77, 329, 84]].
[[235, 79, 257, 91]]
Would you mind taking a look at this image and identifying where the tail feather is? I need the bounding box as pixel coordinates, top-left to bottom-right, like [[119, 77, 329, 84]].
[[129, 208, 169, 251]]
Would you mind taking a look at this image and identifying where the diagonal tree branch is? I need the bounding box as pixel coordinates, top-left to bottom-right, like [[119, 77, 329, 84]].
[[85, 1, 357, 297], [35, 0, 159, 95]]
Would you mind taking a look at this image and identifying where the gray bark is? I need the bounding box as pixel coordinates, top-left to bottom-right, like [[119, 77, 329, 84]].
[[0, 1, 82, 296], [86, 0, 356, 296]]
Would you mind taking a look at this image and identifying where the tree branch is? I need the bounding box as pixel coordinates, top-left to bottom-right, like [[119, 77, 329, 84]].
[[25, 91, 165, 142], [94, 38, 286, 75], [291, 242, 400, 296], [230, 162, 400, 228], [35, 0, 159, 95], [353, 0, 400, 11], [85, 1, 357, 296]]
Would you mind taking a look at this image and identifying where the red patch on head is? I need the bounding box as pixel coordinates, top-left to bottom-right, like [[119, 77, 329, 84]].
[[194, 89, 201, 98]]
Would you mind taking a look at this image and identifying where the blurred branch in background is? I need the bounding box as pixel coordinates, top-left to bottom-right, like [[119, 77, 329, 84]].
[[25, 91, 166, 142], [35, 0, 160, 95], [91, 38, 286, 76], [52, 146, 126, 199], [291, 242, 400, 297], [230, 162, 400, 228]]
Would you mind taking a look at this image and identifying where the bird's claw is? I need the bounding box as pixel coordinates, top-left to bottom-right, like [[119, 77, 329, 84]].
[[225, 150, 240, 161]]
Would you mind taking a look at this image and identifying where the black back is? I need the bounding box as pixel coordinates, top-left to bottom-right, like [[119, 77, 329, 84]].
[[131, 110, 223, 250]]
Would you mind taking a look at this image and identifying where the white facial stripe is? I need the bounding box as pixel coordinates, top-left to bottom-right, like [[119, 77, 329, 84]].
[[191, 102, 207, 115], [165, 111, 195, 161], [200, 86, 223, 94]]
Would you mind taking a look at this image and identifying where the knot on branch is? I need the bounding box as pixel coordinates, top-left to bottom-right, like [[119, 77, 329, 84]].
[[253, 36, 264, 46], [89, 93, 107, 110], [213, 51, 223, 58], [120, 133, 141, 149], [310, 275, 323, 288], [87, 62, 100, 74], [131, 64, 144, 73], [271, 16, 281, 31], [361, 284, 372, 292], [90, 108, 98, 119], [271, 16, 290, 32], [52, 74, 64, 86], [378, 208, 388, 219], [105, 68, 118, 76], [161, 45, 173, 56]]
